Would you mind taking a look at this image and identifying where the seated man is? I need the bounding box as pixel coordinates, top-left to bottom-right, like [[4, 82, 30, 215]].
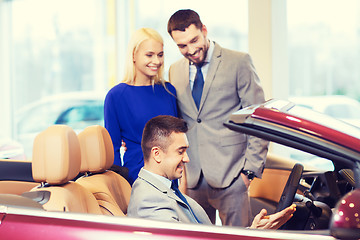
[[127, 115, 296, 229]]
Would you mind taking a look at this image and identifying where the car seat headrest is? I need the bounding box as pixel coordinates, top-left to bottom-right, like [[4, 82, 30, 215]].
[[32, 125, 81, 185], [78, 125, 114, 174]]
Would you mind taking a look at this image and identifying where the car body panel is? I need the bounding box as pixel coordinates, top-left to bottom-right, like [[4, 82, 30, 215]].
[[229, 100, 360, 153], [0, 205, 335, 240], [226, 100, 360, 170]]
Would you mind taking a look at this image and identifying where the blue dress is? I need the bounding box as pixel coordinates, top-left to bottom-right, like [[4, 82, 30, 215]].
[[104, 82, 178, 184]]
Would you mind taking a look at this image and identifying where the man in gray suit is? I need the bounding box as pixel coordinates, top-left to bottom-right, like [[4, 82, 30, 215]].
[[167, 9, 269, 226], [127, 115, 295, 228]]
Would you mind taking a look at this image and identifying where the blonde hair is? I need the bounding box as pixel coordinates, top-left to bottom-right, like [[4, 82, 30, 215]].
[[122, 28, 165, 86]]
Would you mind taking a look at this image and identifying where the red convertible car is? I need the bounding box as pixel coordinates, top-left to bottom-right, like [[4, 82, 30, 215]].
[[0, 99, 359, 239]]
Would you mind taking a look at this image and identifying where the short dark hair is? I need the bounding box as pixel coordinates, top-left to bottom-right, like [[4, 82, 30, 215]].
[[141, 115, 188, 161], [167, 9, 203, 37]]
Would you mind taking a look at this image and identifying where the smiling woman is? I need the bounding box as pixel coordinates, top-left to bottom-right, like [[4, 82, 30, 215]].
[[132, 39, 164, 85], [104, 28, 178, 185]]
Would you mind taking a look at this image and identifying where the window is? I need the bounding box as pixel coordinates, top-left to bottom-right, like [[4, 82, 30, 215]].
[[1, 0, 113, 157], [287, 0, 360, 100], [275, 0, 360, 170], [9, 0, 110, 109]]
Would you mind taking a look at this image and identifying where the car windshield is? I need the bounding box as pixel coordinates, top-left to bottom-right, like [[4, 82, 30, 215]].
[[267, 100, 360, 140], [324, 103, 360, 119], [288, 105, 360, 139]]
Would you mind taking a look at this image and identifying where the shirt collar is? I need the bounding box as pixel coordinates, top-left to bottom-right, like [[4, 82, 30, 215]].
[[142, 168, 172, 189]]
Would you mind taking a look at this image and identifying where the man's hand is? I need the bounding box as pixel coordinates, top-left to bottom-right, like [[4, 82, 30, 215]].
[[249, 204, 296, 230], [240, 173, 251, 188]]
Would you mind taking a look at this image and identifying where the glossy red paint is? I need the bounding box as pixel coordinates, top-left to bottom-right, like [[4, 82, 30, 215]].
[[330, 189, 360, 239], [0, 211, 280, 240], [251, 107, 360, 152], [331, 189, 360, 229]]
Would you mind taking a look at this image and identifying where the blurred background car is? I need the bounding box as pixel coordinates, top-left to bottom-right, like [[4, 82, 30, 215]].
[[0, 137, 26, 160], [15, 91, 105, 159]]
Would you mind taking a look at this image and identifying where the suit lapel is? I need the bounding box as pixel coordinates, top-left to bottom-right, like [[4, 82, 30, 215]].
[[138, 169, 200, 223], [181, 59, 197, 111], [198, 43, 222, 112]]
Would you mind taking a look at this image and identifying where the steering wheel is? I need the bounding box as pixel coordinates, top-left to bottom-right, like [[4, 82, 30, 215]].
[[276, 163, 304, 212]]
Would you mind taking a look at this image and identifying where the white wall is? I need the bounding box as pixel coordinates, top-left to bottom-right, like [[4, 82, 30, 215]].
[[248, 0, 289, 101], [0, 1, 13, 139]]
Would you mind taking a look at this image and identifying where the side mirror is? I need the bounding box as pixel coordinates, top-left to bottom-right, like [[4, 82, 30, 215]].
[[330, 188, 360, 239]]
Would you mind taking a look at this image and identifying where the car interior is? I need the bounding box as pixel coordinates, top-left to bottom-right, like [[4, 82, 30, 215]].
[[0, 124, 356, 235], [21, 125, 102, 214], [251, 159, 355, 232], [75, 125, 131, 216]]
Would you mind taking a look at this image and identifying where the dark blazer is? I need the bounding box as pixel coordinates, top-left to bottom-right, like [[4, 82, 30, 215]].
[[169, 42, 269, 188], [127, 168, 212, 224]]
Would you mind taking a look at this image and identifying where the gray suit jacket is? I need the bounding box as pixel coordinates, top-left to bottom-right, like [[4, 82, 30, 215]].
[[127, 168, 212, 224], [169, 42, 269, 188]]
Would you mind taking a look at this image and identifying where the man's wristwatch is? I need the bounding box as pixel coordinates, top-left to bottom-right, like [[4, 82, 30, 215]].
[[241, 170, 255, 181]]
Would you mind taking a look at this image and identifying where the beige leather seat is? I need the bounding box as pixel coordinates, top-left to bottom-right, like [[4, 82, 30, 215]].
[[76, 125, 131, 216], [27, 125, 102, 214]]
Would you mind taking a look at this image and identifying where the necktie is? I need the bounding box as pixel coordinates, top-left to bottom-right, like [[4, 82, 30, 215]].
[[192, 64, 204, 109], [171, 181, 201, 223]]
